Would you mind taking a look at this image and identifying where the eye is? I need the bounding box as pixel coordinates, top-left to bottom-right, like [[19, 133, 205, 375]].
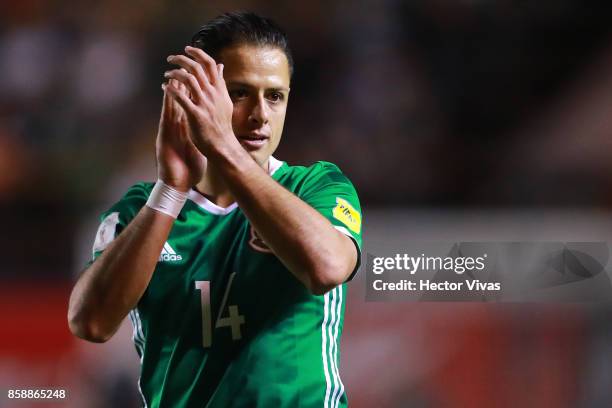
[[229, 89, 248, 101], [267, 92, 284, 103]]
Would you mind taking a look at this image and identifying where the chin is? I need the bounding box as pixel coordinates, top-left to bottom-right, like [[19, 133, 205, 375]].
[[246, 150, 268, 168]]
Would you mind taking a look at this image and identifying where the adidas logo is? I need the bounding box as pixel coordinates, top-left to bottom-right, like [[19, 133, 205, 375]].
[[159, 242, 183, 262]]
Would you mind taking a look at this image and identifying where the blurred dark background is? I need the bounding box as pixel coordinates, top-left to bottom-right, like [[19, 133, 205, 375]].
[[3, 1, 612, 407], [4, 0, 612, 277]]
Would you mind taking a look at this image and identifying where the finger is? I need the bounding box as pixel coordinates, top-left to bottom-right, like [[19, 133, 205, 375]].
[[163, 82, 197, 117], [175, 80, 188, 123], [165, 81, 173, 117], [174, 80, 192, 138], [160, 79, 174, 123], [167, 78, 184, 117], [164, 69, 203, 103], [185, 46, 218, 86], [217, 63, 224, 80], [176, 75, 191, 100], [176, 73, 187, 90], [167, 54, 212, 89]]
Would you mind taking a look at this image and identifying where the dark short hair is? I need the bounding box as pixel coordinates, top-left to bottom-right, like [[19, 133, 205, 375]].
[[191, 11, 294, 77]]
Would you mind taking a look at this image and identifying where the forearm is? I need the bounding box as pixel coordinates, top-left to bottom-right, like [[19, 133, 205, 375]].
[[211, 146, 356, 294], [163, 45, 357, 293], [68, 207, 174, 342]]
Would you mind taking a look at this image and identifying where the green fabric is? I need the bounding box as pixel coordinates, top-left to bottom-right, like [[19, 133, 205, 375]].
[[91, 160, 362, 408]]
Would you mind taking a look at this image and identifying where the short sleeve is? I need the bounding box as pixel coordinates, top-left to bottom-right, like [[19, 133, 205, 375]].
[[298, 162, 363, 280], [87, 182, 152, 265]]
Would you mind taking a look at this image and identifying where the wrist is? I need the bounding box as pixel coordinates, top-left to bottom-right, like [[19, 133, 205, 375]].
[[200, 130, 239, 159], [146, 180, 188, 218], [207, 134, 248, 166]]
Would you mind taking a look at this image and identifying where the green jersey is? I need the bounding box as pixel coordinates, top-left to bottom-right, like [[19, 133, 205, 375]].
[[90, 157, 363, 408]]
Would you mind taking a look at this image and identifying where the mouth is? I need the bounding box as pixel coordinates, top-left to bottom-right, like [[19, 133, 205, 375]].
[[237, 134, 269, 150]]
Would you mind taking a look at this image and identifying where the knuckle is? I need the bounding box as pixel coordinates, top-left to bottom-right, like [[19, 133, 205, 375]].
[[205, 61, 216, 72]]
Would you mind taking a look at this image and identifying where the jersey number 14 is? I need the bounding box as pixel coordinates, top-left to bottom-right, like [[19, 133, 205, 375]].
[[195, 273, 245, 348]]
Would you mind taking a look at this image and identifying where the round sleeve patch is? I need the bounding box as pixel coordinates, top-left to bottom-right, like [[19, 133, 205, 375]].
[[92, 212, 120, 257]]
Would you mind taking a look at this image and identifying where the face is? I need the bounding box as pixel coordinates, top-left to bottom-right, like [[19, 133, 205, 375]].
[[218, 44, 291, 168]]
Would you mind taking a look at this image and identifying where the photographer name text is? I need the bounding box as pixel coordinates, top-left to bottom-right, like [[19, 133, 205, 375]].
[[371, 253, 501, 292]]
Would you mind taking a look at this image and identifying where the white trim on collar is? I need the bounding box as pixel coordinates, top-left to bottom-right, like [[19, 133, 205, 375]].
[[187, 156, 284, 215], [268, 156, 283, 176], [187, 190, 239, 215]]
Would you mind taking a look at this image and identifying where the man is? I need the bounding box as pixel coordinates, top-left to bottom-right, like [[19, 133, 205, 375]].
[[68, 11, 362, 408]]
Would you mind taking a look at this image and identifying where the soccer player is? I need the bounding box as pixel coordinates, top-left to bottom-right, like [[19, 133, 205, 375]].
[[68, 11, 362, 408]]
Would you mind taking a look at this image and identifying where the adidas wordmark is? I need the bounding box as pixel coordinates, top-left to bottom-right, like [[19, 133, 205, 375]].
[[159, 242, 182, 262]]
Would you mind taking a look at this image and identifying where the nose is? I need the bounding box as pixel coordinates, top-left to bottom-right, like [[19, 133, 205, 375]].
[[248, 96, 269, 126]]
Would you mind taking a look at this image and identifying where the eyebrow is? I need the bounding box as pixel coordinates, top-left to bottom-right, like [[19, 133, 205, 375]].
[[226, 81, 289, 92]]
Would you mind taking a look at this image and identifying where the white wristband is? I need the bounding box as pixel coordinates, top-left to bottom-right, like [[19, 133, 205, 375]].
[[146, 180, 188, 219]]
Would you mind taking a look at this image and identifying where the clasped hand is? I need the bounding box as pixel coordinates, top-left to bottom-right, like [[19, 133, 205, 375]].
[[163, 46, 235, 157]]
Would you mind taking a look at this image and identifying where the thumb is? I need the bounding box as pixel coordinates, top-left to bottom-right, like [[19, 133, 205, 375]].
[[160, 83, 171, 122]]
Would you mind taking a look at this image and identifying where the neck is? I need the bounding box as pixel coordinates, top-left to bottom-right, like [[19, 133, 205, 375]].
[[195, 157, 270, 207]]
